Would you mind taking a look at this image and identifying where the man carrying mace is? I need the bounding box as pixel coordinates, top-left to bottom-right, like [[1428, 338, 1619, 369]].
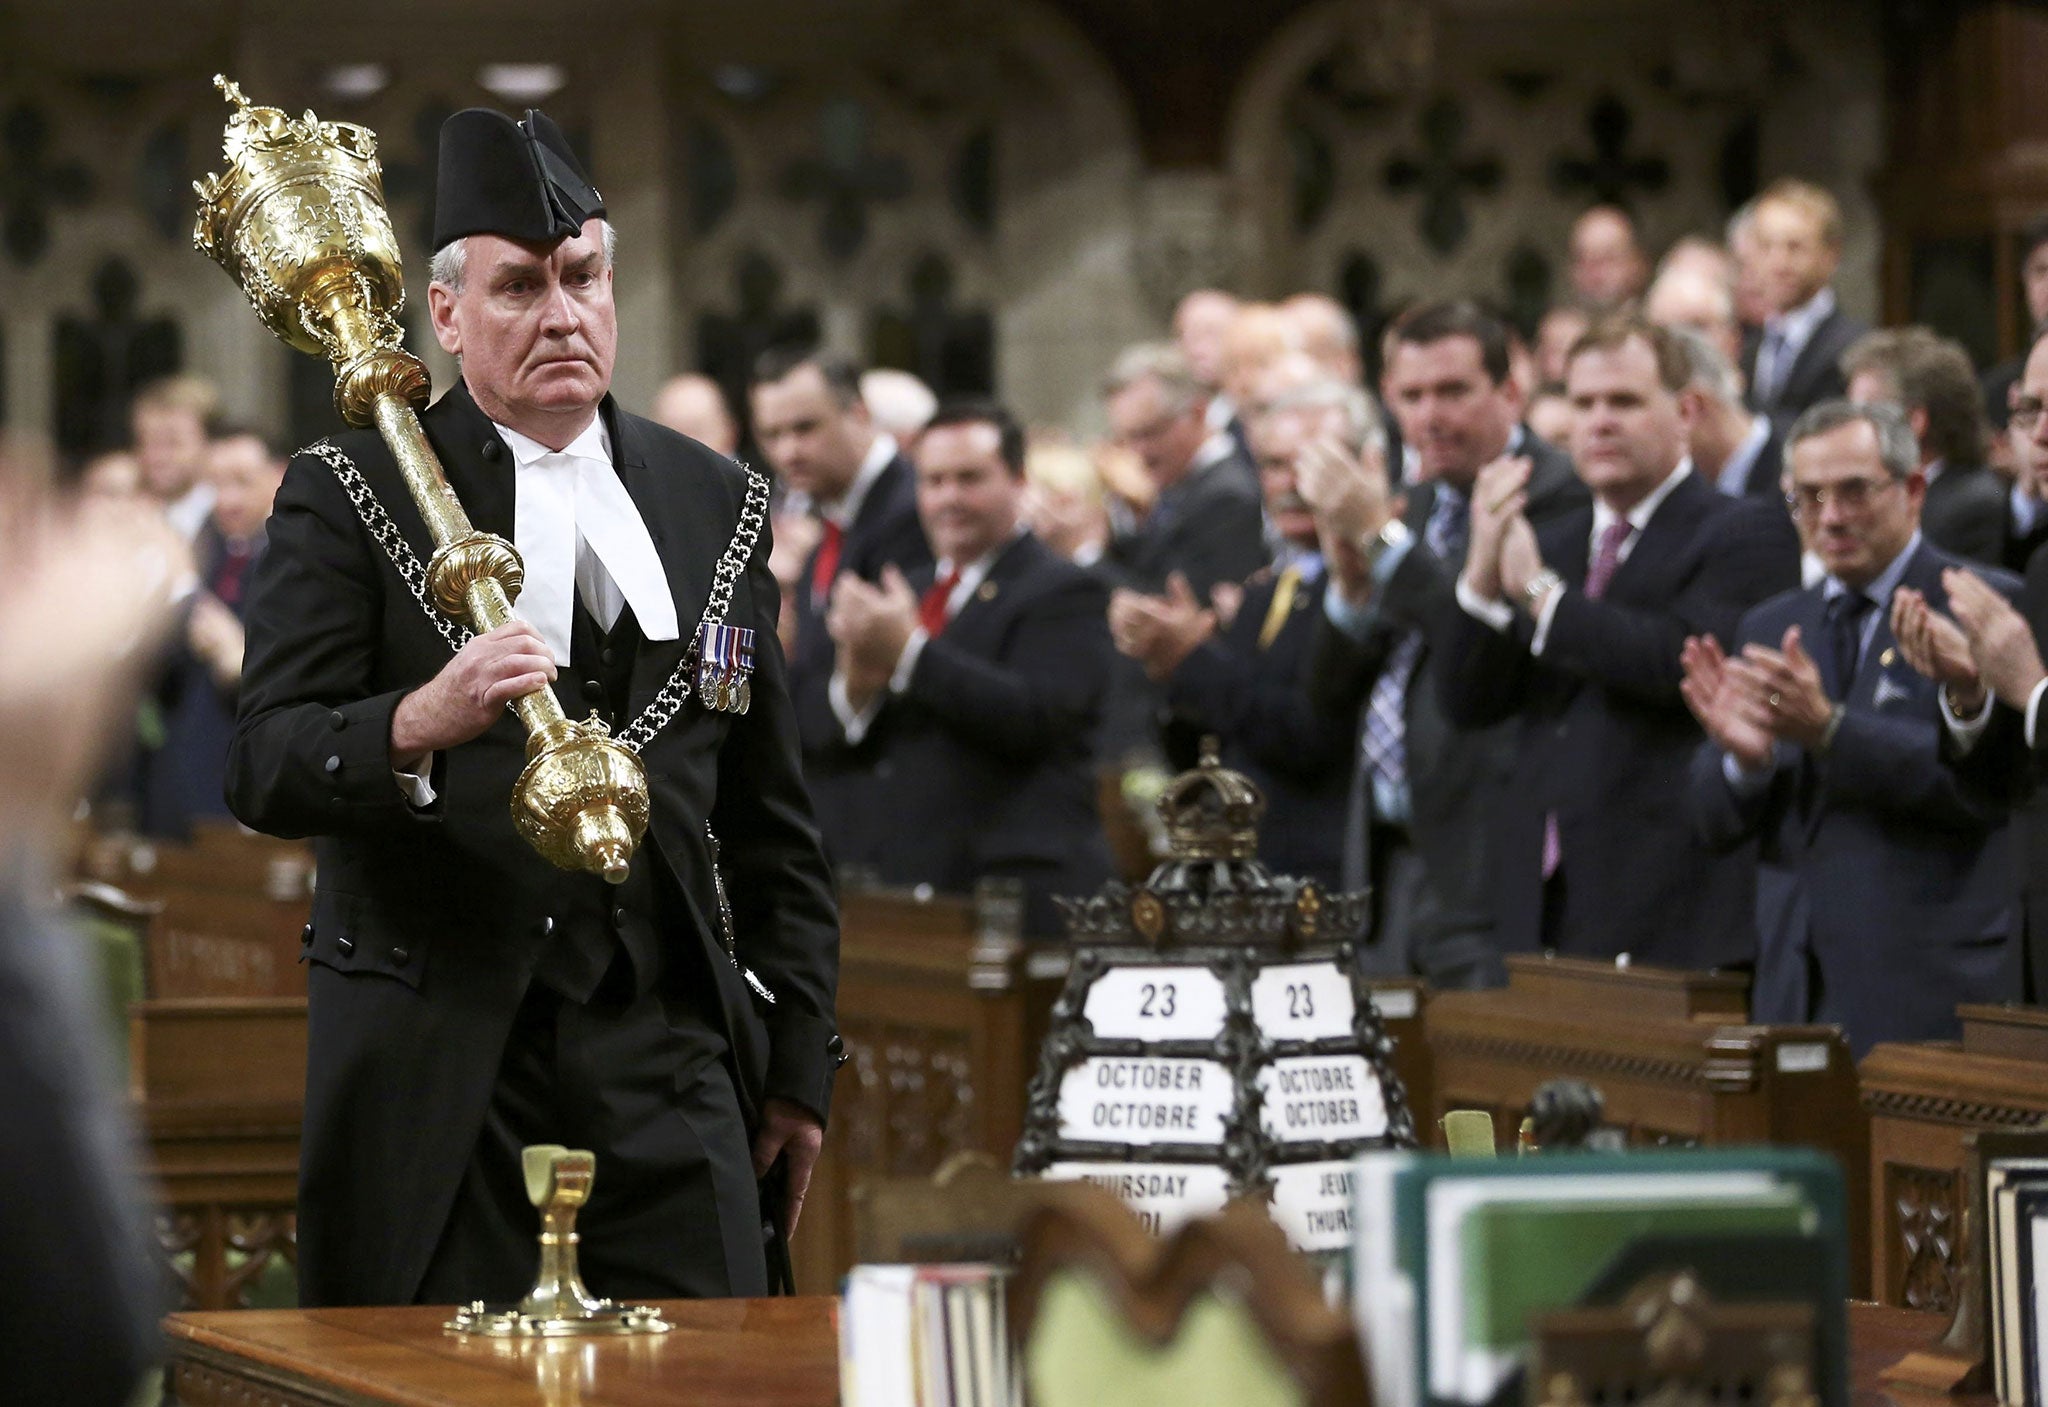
[[226, 107, 841, 1306]]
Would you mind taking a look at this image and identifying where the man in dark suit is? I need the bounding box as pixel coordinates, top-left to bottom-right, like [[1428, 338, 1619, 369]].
[[141, 426, 284, 838], [1297, 302, 1589, 986], [1844, 327, 2008, 566], [1115, 377, 1357, 889], [1441, 315, 1802, 968], [1741, 179, 1868, 439], [1895, 326, 2048, 1005], [1101, 342, 1267, 602], [812, 401, 1111, 934], [226, 109, 840, 1307], [1673, 328, 1784, 501], [1684, 401, 2020, 1055], [751, 348, 931, 866]]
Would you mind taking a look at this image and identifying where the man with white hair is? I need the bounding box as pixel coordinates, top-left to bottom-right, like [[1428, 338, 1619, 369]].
[[1646, 262, 1744, 374], [860, 368, 938, 452], [1670, 327, 1782, 500], [227, 107, 840, 1308]]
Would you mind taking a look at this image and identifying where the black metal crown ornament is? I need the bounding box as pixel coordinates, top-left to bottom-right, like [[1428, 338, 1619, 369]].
[[1016, 740, 1414, 1257]]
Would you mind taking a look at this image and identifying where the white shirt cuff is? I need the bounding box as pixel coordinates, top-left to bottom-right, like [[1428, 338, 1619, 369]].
[[1721, 749, 1776, 797], [1370, 520, 1416, 585], [1528, 583, 1565, 657], [393, 758, 437, 808], [1455, 576, 1514, 633], [829, 672, 886, 744], [1323, 581, 1373, 641], [2028, 677, 2048, 751], [890, 627, 930, 695], [1937, 683, 1996, 755]]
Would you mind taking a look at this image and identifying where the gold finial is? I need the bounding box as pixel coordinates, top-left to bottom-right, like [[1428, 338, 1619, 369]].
[[214, 74, 250, 112]]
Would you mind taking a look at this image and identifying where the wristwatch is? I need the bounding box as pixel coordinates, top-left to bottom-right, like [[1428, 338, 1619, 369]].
[[1521, 568, 1563, 613], [1356, 517, 1411, 575]]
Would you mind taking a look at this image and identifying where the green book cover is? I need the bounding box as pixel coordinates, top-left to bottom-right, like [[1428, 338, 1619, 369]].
[[1377, 1147, 1847, 1407], [1457, 1191, 1811, 1349]]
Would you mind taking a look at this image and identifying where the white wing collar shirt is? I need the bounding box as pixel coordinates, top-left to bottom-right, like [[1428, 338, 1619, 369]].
[[496, 415, 680, 664], [393, 414, 680, 806]]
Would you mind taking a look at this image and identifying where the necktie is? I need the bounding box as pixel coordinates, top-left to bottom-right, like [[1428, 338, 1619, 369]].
[[1346, 491, 1474, 888], [1583, 519, 1634, 601], [1543, 517, 1636, 880], [1257, 566, 1302, 651], [810, 520, 844, 608], [212, 544, 253, 607], [1825, 590, 1875, 699], [1757, 325, 1789, 405], [919, 567, 963, 637]]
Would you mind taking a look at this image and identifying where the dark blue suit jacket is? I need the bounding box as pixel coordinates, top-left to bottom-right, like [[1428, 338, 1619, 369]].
[[810, 532, 1112, 934], [1163, 562, 1353, 887], [787, 451, 932, 864], [1688, 540, 2022, 1055], [1438, 470, 1803, 968]]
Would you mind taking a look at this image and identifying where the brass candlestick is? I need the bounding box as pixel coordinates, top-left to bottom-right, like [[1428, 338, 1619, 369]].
[[193, 77, 648, 882], [445, 1145, 671, 1337]]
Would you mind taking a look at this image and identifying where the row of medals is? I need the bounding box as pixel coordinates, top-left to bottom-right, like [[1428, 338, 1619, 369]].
[[697, 658, 753, 715]]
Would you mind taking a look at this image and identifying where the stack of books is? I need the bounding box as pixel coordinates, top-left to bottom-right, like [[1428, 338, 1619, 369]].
[[1989, 1149, 2048, 1407], [1350, 1147, 1850, 1407], [840, 1263, 1017, 1407]]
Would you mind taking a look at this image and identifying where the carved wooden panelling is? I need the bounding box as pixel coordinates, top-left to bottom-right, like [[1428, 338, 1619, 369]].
[[1885, 1162, 1961, 1312], [838, 1024, 980, 1180], [159, 1205, 297, 1311]]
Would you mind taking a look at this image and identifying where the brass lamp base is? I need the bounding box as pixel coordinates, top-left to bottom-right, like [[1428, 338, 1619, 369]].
[[445, 1299, 672, 1338], [445, 1145, 673, 1338]]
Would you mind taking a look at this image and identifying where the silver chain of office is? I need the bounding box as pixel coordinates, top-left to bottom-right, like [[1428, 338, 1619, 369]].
[[304, 438, 771, 755]]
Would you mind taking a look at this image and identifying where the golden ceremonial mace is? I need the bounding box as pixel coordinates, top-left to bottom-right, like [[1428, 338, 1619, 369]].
[[194, 78, 649, 882]]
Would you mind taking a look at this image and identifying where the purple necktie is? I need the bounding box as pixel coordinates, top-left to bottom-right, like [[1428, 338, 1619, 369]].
[[1543, 518, 1636, 879]]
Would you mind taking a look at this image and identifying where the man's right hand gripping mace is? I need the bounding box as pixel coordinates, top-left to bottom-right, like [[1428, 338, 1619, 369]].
[[194, 77, 648, 882]]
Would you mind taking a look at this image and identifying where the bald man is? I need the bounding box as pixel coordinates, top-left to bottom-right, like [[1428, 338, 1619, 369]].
[[1645, 265, 1743, 374], [1280, 293, 1364, 387], [1568, 206, 1650, 311], [650, 373, 740, 458]]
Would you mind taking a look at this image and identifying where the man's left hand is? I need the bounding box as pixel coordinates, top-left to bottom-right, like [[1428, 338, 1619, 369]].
[[1944, 566, 2048, 711], [1733, 625, 1834, 749], [1109, 573, 1215, 681], [751, 1097, 825, 1238], [1497, 516, 1547, 609], [826, 567, 920, 678]]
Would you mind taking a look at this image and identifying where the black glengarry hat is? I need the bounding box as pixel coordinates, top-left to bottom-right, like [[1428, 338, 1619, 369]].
[[431, 107, 604, 251]]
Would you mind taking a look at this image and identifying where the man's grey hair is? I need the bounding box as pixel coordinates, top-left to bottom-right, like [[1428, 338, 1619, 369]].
[[426, 219, 618, 294], [1102, 342, 1203, 417], [1265, 378, 1387, 458], [1785, 398, 1920, 480], [1669, 326, 1744, 406]]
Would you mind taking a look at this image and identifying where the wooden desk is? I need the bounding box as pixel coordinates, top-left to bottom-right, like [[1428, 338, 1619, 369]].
[[165, 1298, 840, 1406], [164, 1298, 1965, 1407]]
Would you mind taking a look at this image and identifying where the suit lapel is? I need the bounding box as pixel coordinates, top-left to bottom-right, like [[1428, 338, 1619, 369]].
[[607, 400, 717, 701], [943, 532, 1036, 643], [1603, 472, 1708, 603], [1780, 308, 1840, 409], [423, 379, 517, 542]]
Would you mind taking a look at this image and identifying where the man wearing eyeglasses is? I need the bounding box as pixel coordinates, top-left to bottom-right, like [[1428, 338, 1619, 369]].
[[1682, 399, 2022, 1055]]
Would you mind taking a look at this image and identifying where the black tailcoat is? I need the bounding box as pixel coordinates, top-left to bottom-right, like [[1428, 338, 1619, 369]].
[[226, 380, 839, 1306]]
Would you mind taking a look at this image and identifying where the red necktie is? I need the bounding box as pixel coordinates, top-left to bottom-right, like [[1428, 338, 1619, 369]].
[[809, 520, 844, 607], [919, 567, 963, 637]]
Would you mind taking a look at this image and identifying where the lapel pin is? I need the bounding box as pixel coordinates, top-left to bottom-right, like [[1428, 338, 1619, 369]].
[[1879, 647, 1896, 667], [977, 582, 998, 602]]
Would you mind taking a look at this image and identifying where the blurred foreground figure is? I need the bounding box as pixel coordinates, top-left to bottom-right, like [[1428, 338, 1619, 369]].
[[0, 456, 174, 1405]]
